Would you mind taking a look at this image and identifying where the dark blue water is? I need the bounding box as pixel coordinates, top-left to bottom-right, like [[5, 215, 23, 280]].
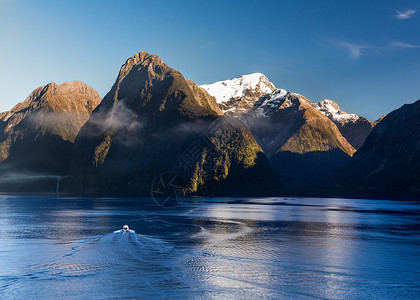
[[0, 195, 419, 299]]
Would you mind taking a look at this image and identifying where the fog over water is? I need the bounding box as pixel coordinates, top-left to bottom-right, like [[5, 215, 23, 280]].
[[0, 196, 419, 299]]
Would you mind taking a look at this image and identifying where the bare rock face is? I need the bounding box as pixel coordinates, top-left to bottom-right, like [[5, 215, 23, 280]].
[[0, 81, 101, 174], [312, 99, 373, 149], [200, 73, 276, 114]]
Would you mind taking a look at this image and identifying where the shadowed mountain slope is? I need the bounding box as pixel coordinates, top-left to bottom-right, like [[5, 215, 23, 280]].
[[332, 99, 420, 197]]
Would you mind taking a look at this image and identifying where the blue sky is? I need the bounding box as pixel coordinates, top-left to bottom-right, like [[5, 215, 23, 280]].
[[0, 0, 419, 120]]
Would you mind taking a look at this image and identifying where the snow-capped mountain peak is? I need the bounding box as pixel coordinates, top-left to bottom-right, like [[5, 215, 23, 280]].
[[200, 73, 276, 114], [313, 99, 360, 124]]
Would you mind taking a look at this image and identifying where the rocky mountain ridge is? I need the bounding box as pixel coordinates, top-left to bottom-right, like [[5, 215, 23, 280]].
[[0, 81, 101, 166], [0, 81, 100, 142], [201, 74, 374, 150], [0, 80, 101, 191]]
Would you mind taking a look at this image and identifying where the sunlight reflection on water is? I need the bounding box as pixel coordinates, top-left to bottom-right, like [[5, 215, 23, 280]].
[[0, 196, 419, 299]]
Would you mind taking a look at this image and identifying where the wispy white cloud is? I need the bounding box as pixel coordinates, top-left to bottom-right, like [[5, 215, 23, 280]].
[[336, 41, 370, 59], [395, 9, 416, 20], [390, 40, 420, 49], [332, 39, 420, 60]]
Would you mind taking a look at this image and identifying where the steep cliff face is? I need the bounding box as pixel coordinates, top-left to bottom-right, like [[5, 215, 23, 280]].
[[70, 52, 281, 196], [334, 99, 420, 197], [0, 81, 101, 174], [187, 80, 223, 115], [243, 90, 355, 189]]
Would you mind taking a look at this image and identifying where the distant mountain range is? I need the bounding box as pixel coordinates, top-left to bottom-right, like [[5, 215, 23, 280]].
[[0, 52, 418, 198], [201, 73, 375, 150]]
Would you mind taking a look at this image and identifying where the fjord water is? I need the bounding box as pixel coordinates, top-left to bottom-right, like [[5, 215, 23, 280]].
[[0, 196, 419, 299]]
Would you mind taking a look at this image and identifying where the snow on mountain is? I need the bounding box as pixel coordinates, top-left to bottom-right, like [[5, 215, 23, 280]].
[[252, 89, 310, 118], [201, 74, 372, 150], [312, 99, 360, 125], [312, 99, 373, 149], [200, 73, 276, 114]]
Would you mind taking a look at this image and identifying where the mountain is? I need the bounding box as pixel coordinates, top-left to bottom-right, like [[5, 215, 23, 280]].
[[0, 81, 101, 171], [200, 73, 276, 114], [372, 114, 386, 126], [0, 81, 101, 191], [69, 52, 281, 196], [242, 89, 356, 190], [202, 73, 372, 150], [333, 99, 420, 197], [186, 80, 223, 115], [312, 99, 373, 149]]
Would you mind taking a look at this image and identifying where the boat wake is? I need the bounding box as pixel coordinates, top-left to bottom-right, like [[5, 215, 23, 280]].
[[25, 232, 174, 279]]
